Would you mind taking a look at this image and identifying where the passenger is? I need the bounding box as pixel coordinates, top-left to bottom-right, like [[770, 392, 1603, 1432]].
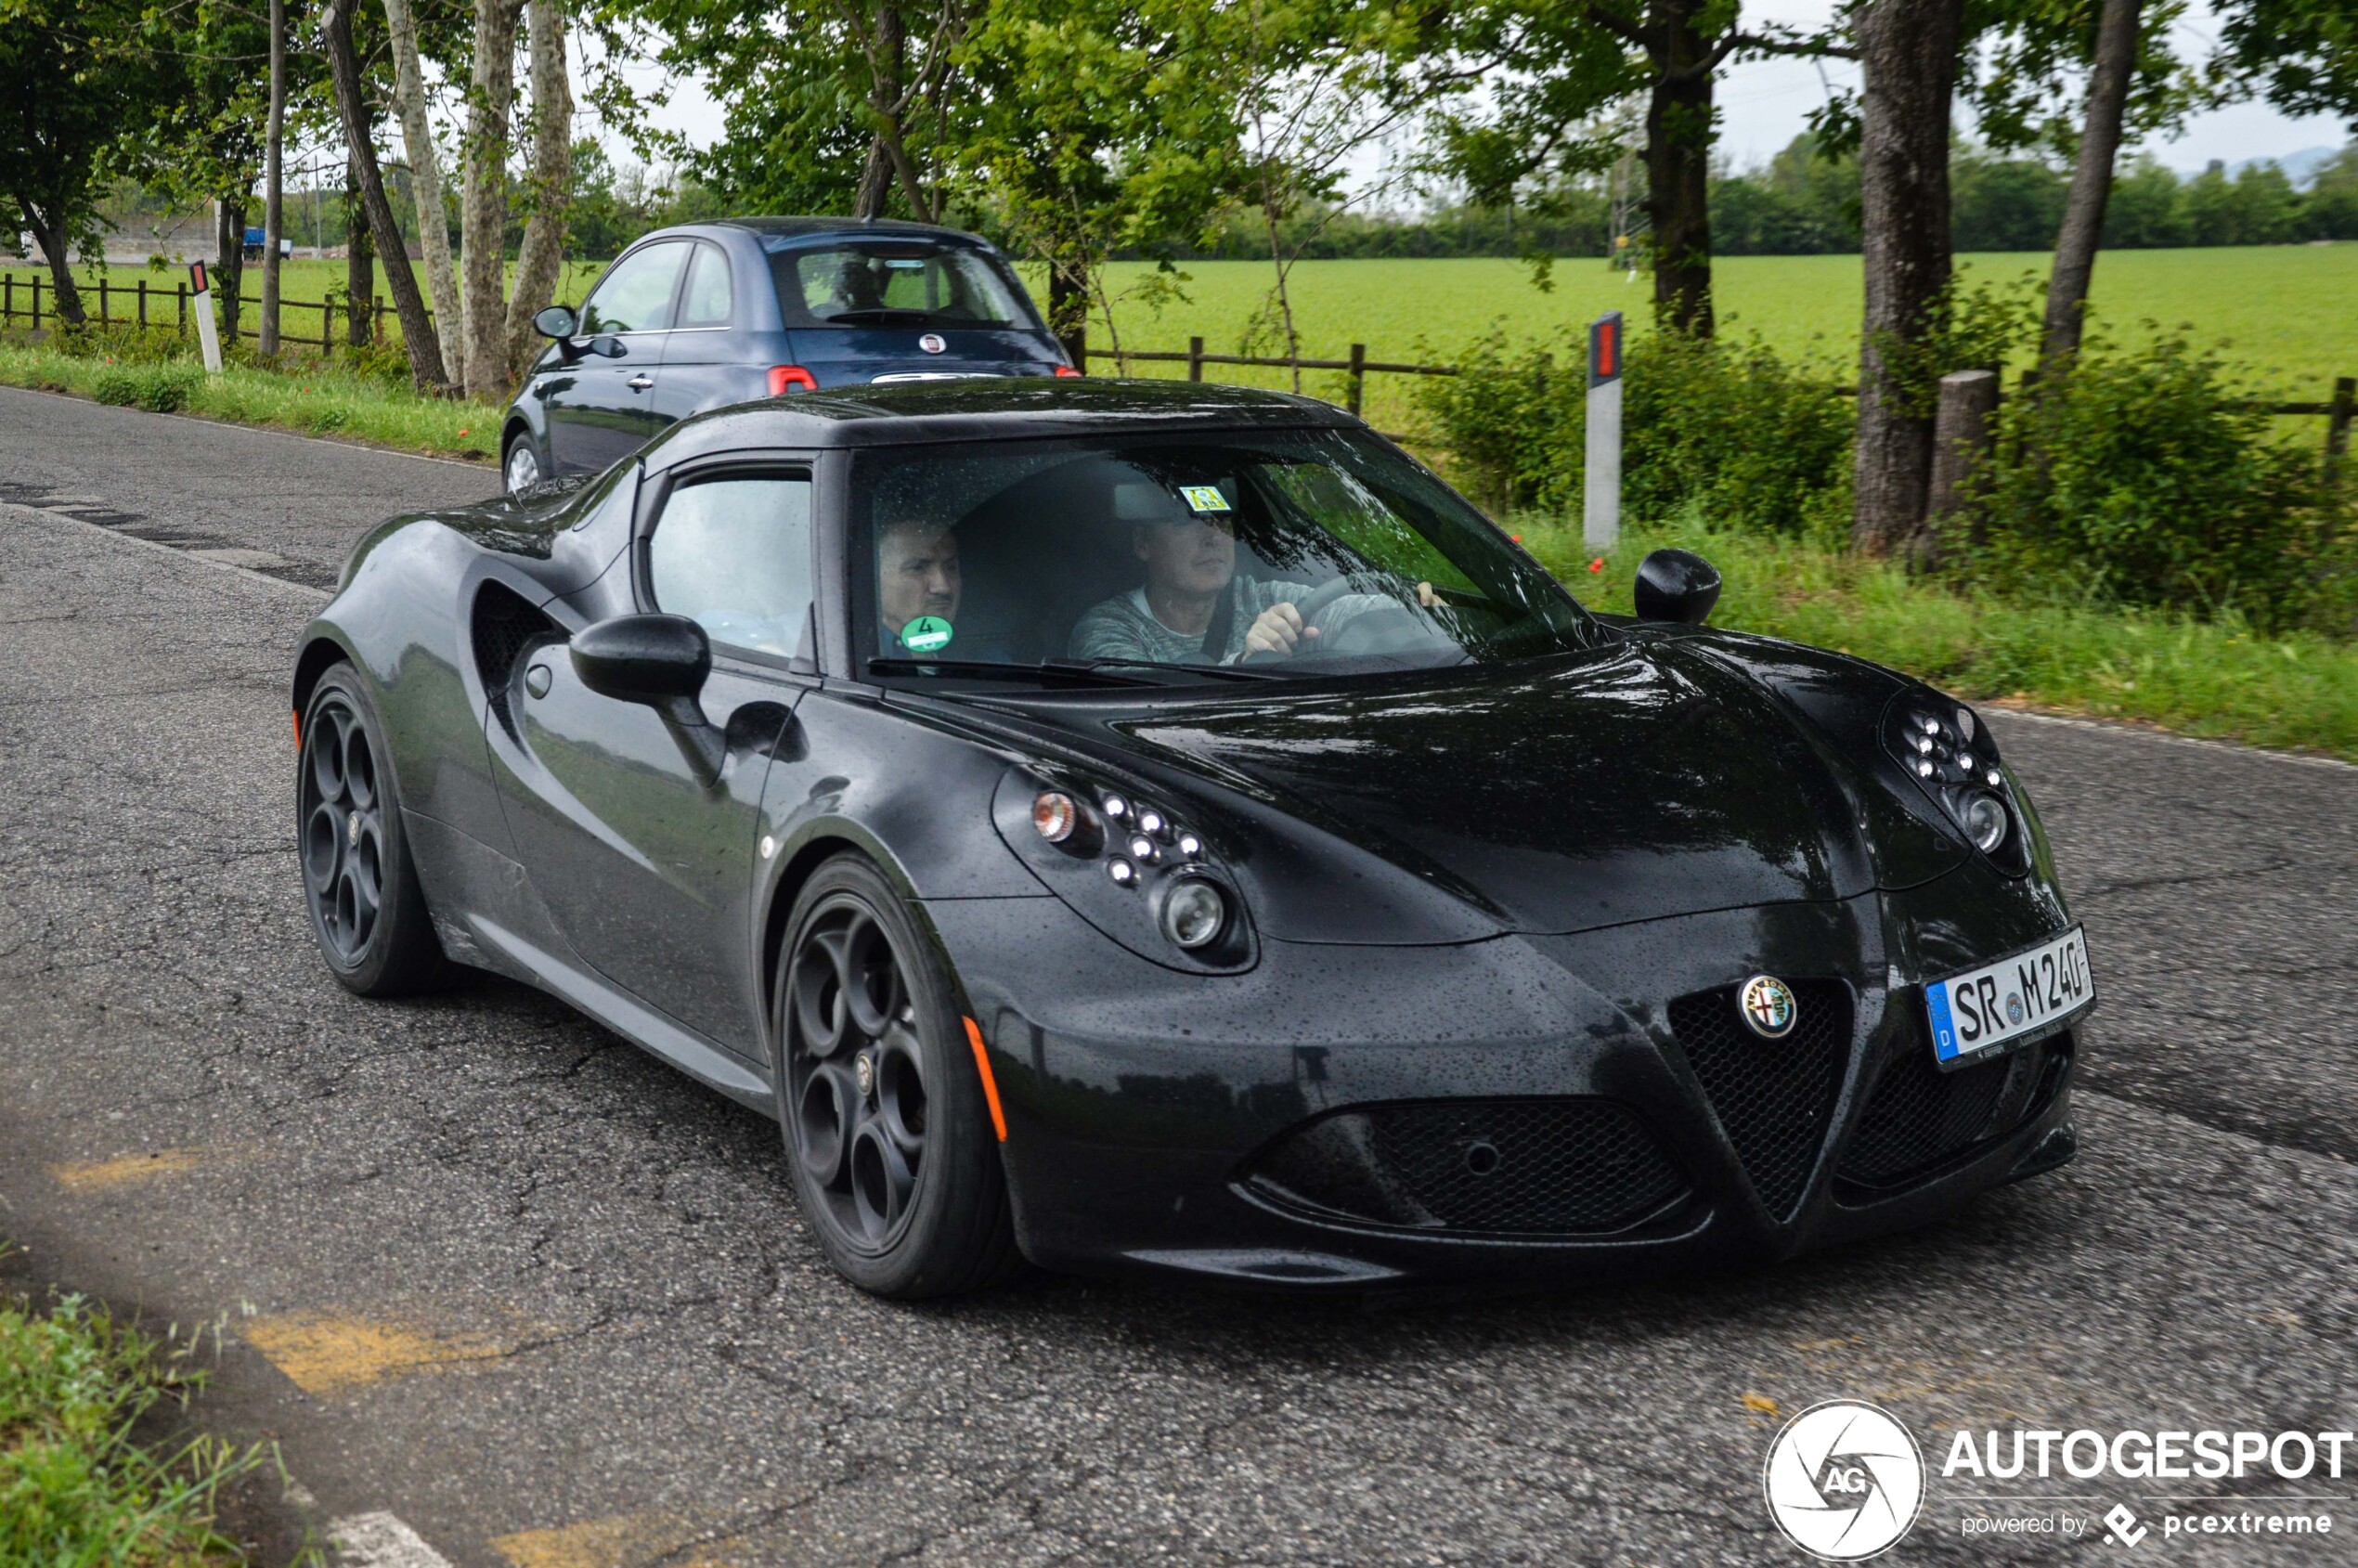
[[1068, 482, 1432, 665], [876, 517, 962, 656]]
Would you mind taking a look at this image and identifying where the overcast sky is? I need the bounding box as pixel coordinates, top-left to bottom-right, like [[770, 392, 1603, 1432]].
[[625, 0, 2350, 192]]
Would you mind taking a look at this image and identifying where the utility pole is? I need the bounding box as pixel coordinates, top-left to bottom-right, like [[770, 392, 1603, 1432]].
[[260, 0, 286, 357]]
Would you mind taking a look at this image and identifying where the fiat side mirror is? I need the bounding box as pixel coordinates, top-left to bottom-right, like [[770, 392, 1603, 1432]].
[[532, 304, 578, 340], [1633, 549, 1723, 626]]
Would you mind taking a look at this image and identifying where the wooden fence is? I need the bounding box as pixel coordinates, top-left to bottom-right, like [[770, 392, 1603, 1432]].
[[0, 272, 409, 356]]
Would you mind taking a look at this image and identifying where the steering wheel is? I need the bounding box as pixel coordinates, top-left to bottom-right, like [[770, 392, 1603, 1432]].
[[1238, 575, 1381, 665]]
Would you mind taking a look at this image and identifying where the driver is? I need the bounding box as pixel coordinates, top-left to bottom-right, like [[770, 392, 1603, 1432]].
[[1068, 483, 1431, 666]]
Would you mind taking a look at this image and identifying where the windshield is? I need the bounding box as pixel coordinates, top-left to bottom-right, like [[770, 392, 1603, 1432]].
[[771, 244, 1036, 330], [852, 430, 1591, 685]]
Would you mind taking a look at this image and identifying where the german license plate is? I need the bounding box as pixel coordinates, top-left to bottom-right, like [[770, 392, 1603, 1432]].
[[1924, 927, 2093, 1069]]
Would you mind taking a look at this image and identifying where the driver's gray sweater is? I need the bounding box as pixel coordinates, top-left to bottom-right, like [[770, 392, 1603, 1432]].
[[1066, 577, 1383, 665]]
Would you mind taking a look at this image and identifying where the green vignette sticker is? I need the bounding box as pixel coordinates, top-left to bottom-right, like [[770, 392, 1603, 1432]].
[[900, 615, 953, 654]]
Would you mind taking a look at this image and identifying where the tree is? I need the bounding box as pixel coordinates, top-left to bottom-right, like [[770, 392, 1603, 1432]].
[[322, 0, 451, 389], [1849, 0, 1966, 554], [455, 0, 575, 397], [0, 0, 173, 326], [1432, 0, 1851, 335], [382, 0, 466, 382]]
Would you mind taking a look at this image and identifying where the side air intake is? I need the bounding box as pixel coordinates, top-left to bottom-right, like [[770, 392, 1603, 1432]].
[[470, 581, 563, 741]]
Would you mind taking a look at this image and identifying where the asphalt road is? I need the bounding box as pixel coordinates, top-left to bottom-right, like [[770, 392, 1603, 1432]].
[[2, 383, 2353, 1567]]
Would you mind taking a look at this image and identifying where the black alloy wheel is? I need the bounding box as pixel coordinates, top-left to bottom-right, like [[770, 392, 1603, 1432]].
[[776, 855, 1017, 1298], [298, 665, 451, 996]]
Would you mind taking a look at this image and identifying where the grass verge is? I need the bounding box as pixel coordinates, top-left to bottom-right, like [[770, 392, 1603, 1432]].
[[0, 338, 499, 464], [1, 1280, 264, 1566], [1523, 514, 2358, 761]]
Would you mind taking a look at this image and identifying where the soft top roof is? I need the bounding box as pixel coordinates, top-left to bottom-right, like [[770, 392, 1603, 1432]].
[[641, 379, 1362, 467]]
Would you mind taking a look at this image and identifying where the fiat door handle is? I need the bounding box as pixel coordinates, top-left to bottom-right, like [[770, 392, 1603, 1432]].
[[627, 373, 654, 391]]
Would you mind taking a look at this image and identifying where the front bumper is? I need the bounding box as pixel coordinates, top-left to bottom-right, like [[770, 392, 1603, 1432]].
[[931, 863, 2081, 1289]]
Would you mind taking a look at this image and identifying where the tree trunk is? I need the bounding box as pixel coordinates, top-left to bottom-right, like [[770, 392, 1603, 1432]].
[[1643, 0, 1717, 336], [461, 0, 525, 401], [260, 0, 286, 357], [18, 201, 84, 326], [383, 0, 465, 383], [214, 197, 245, 343], [502, 0, 574, 383], [347, 149, 375, 346], [852, 138, 893, 219], [1047, 262, 1088, 368], [1850, 0, 1964, 555], [2041, 0, 2142, 367], [323, 0, 449, 392]]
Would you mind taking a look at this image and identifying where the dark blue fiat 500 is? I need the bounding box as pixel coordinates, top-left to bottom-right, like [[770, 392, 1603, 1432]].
[[499, 217, 1074, 491]]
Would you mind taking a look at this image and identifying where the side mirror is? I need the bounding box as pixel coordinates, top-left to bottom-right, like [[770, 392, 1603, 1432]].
[[532, 304, 578, 340], [1633, 548, 1722, 626], [572, 614, 710, 706]]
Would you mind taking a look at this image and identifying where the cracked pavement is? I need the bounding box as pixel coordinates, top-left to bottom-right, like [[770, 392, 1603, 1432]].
[[1, 387, 2354, 1565]]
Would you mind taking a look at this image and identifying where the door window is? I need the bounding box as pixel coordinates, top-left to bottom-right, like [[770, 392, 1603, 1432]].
[[648, 474, 813, 657], [678, 244, 734, 329], [581, 242, 688, 334]]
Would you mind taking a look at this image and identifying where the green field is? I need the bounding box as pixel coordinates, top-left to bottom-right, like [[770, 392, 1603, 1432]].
[[10, 245, 2352, 411]]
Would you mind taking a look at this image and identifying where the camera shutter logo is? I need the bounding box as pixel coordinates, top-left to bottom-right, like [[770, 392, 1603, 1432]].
[[1762, 1400, 1924, 1561]]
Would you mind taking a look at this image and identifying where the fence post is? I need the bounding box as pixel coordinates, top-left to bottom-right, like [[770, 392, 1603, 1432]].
[[1346, 343, 1367, 418], [137, 279, 149, 328], [32, 276, 40, 331], [1186, 335, 1204, 382], [1926, 369, 2001, 556], [177, 281, 188, 336], [4, 277, 11, 325], [375, 296, 386, 343], [322, 297, 334, 356], [97, 272, 108, 327], [2327, 376, 2354, 486]]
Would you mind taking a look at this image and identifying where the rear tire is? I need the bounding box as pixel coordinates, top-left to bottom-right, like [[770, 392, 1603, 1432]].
[[298, 664, 452, 996], [773, 854, 1017, 1299]]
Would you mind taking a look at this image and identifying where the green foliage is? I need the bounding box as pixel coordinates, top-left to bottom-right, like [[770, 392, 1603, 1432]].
[[1412, 326, 1853, 534], [0, 1287, 262, 1566], [1963, 338, 2352, 630], [91, 363, 201, 413], [1872, 273, 2041, 418]]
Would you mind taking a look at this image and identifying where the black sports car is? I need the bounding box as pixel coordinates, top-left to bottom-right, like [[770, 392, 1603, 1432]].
[[292, 380, 2093, 1299]]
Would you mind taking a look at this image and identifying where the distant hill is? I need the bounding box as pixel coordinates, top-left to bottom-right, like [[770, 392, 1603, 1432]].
[[2225, 148, 2339, 188]]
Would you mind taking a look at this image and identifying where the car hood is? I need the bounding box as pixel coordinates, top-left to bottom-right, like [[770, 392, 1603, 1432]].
[[959, 636, 1967, 944]]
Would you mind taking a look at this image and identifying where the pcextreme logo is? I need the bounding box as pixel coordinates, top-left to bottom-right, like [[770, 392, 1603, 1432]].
[[1762, 1400, 1927, 1561]]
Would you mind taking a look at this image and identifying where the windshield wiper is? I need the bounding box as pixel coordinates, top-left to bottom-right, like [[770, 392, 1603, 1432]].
[[869, 657, 1160, 687], [1056, 657, 1277, 681]]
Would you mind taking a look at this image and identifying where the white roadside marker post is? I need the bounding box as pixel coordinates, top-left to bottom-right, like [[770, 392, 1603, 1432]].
[[1583, 310, 1624, 553], [189, 260, 223, 374]]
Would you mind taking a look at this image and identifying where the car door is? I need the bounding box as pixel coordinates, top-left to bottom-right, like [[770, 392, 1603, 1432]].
[[544, 240, 688, 475], [493, 463, 818, 1055], [651, 240, 754, 428]]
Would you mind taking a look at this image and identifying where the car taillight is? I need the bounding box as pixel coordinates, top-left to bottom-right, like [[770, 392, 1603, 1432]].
[[1055, 365, 1082, 378], [767, 365, 817, 395]]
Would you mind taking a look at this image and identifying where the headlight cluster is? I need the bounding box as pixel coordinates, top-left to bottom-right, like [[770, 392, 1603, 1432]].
[[1028, 785, 1241, 957], [1887, 698, 2025, 865]]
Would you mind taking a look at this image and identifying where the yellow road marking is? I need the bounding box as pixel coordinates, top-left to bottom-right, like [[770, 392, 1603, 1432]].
[[50, 1147, 215, 1190], [493, 1511, 737, 1568], [242, 1312, 512, 1395]]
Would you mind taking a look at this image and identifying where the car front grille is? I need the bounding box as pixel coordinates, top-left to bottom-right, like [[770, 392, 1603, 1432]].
[[1836, 1023, 2074, 1191], [1667, 979, 1852, 1222], [1245, 1098, 1689, 1238]]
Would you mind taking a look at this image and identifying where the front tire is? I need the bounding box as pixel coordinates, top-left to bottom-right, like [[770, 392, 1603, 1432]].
[[502, 431, 542, 494], [774, 855, 1017, 1299], [298, 664, 452, 996]]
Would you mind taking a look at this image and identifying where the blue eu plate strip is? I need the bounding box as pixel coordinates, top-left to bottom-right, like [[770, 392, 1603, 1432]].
[[1926, 983, 1961, 1062]]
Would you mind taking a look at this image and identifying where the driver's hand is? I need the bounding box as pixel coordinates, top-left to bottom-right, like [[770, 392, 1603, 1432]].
[[1415, 581, 1439, 608], [1245, 602, 1319, 657]]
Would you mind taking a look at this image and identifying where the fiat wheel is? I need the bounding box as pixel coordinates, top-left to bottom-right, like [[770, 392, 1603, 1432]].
[[502, 433, 541, 494], [775, 855, 1017, 1298], [298, 665, 452, 996]]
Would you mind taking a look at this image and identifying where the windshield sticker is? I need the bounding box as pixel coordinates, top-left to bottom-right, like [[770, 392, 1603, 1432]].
[[1179, 485, 1232, 515], [900, 616, 953, 654]]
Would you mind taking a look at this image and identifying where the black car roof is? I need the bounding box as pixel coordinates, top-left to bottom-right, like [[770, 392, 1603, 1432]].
[[641, 379, 1361, 465]]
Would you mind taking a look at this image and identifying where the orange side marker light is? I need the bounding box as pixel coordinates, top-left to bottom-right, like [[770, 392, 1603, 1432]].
[[963, 1017, 1008, 1142], [292, 709, 302, 749]]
